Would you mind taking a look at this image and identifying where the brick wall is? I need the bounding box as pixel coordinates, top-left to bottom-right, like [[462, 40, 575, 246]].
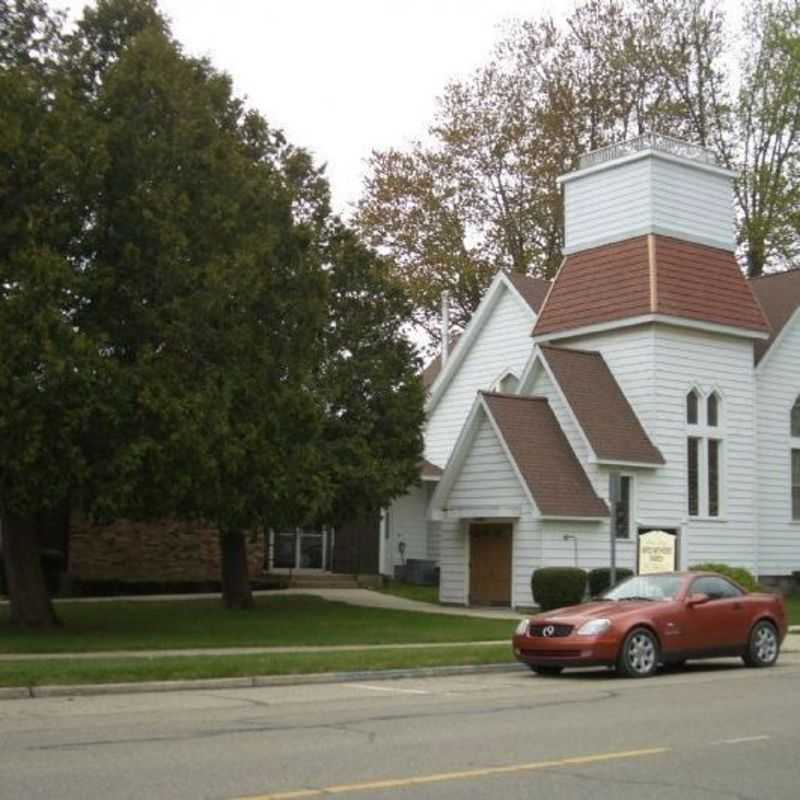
[[69, 518, 266, 582]]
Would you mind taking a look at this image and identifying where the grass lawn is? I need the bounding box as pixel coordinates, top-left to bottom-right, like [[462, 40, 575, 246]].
[[374, 581, 439, 605], [0, 645, 514, 688], [786, 595, 800, 626], [0, 595, 516, 655]]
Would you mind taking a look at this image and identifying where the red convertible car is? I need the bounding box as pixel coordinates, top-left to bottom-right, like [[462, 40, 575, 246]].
[[512, 572, 788, 678]]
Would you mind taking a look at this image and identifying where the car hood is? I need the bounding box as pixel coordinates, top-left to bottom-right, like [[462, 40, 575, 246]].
[[533, 600, 658, 625]]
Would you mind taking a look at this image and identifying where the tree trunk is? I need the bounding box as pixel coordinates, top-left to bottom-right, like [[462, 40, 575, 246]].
[[219, 529, 254, 609], [2, 515, 60, 629]]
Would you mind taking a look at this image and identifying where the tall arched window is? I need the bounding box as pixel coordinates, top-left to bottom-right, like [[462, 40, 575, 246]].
[[687, 389, 723, 518], [792, 397, 800, 519], [686, 390, 699, 425]]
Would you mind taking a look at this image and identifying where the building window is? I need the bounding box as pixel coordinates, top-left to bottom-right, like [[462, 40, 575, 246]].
[[688, 437, 700, 517], [613, 475, 632, 538], [707, 393, 719, 427], [708, 439, 720, 517], [686, 389, 724, 518], [793, 450, 800, 520], [792, 396, 800, 520], [686, 390, 699, 424]]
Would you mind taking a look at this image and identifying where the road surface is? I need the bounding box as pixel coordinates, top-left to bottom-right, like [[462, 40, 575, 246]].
[[2, 654, 799, 799]]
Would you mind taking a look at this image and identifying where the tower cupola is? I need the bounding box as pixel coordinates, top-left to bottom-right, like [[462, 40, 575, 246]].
[[558, 133, 736, 255]]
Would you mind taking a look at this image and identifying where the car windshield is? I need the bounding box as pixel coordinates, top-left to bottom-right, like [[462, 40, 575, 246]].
[[603, 574, 683, 602]]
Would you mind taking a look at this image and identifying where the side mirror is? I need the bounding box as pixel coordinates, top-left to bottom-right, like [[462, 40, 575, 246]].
[[687, 592, 710, 607]]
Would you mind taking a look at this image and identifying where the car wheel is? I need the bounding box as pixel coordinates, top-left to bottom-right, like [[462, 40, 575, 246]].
[[529, 665, 563, 676], [742, 620, 779, 668], [617, 628, 659, 678]]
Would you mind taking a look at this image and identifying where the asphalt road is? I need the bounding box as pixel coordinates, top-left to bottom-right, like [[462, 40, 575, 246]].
[[2, 654, 799, 800]]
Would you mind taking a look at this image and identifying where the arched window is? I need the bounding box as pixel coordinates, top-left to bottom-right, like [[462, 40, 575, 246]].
[[686, 389, 723, 518], [707, 393, 719, 427], [792, 397, 800, 519], [791, 397, 800, 437], [686, 390, 699, 425]]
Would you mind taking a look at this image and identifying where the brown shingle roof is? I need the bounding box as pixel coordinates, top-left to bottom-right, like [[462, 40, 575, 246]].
[[749, 270, 800, 363], [534, 235, 769, 337], [421, 334, 461, 389], [540, 346, 664, 466], [421, 459, 443, 479], [481, 393, 609, 518], [506, 273, 551, 313]]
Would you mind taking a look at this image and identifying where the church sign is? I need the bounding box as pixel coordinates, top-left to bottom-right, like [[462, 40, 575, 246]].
[[637, 529, 678, 574]]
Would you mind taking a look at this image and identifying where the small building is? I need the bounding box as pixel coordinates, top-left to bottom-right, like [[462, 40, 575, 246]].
[[427, 134, 800, 607]]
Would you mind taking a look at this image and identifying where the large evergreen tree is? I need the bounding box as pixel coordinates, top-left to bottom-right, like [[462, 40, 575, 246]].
[[1, 0, 425, 622]]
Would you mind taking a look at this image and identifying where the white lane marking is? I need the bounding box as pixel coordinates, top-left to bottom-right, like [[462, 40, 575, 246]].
[[712, 735, 771, 745], [352, 684, 431, 695]]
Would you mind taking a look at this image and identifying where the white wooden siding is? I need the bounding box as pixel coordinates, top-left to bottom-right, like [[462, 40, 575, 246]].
[[425, 287, 535, 468], [756, 317, 800, 576], [563, 325, 757, 569], [650, 159, 735, 251], [563, 154, 736, 254], [384, 484, 432, 576], [447, 417, 528, 511], [564, 158, 651, 253]]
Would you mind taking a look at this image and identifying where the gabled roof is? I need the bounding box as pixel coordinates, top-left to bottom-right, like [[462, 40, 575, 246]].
[[421, 334, 461, 389], [539, 346, 664, 467], [426, 271, 549, 411], [533, 235, 769, 339], [420, 458, 443, 480], [431, 391, 608, 520], [749, 270, 800, 364], [481, 393, 609, 519]]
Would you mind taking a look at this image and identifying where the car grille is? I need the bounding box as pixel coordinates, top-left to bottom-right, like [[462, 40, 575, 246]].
[[530, 649, 581, 658], [529, 623, 574, 637]]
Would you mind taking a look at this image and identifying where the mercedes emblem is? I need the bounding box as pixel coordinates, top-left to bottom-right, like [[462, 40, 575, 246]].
[[542, 625, 556, 637]]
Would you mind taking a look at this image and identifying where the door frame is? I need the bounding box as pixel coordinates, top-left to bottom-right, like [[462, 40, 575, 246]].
[[467, 520, 515, 607]]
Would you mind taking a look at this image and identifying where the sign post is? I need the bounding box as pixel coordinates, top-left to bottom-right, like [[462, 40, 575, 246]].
[[637, 530, 678, 574]]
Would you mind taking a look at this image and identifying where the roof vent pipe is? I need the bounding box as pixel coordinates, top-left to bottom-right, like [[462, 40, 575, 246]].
[[441, 291, 450, 366]]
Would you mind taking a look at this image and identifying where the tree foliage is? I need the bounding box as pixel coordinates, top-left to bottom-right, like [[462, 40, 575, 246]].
[[1, 0, 424, 621], [356, 0, 800, 342]]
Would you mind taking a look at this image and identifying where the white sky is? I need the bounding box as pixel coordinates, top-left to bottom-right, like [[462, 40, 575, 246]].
[[59, 0, 571, 215], [59, 1, 744, 217]]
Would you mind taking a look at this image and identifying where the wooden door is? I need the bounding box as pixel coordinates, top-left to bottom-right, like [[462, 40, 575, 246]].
[[469, 523, 512, 606]]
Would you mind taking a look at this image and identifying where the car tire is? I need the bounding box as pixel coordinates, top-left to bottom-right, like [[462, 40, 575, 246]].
[[742, 620, 780, 668], [617, 628, 659, 678], [529, 665, 563, 676]]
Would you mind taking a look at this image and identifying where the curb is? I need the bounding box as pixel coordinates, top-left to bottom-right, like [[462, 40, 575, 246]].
[[15, 663, 523, 700]]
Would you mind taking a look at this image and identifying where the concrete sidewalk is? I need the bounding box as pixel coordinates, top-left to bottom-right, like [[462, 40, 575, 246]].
[[5, 587, 522, 620]]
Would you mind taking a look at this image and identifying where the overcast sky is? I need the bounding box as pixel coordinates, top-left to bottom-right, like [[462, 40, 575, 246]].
[[59, 0, 573, 214], [58, 1, 744, 217]]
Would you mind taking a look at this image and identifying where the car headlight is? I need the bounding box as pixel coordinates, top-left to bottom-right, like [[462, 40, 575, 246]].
[[576, 619, 611, 636], [515, 618, 530, 635]]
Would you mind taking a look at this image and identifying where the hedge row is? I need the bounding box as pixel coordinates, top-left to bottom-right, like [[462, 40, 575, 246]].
[[530, 566, 634, 610]]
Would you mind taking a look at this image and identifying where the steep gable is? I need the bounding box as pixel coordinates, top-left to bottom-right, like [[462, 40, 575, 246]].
[[539, 346, 664, 466], [750, 269, 800, 364], [424, 273, 545, 467]]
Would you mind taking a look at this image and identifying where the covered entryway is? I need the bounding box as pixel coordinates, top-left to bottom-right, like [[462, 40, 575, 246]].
[[469, 523, 512, 606]]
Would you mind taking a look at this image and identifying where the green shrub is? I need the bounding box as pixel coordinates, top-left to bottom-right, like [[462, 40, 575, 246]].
[[588, 567, 634, 597], [689, 563, 761, 592], [531, 567, 587, 611]]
